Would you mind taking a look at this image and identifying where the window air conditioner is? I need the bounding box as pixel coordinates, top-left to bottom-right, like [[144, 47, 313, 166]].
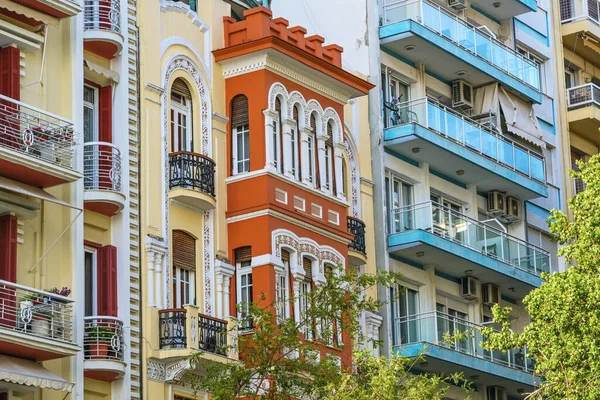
[[452, 80, 474, 110], [506, 196, 521, 219], [487, 191, 506, 214], [448, 0, 468, 10], [461, 276, 478, 300], [482, 283, 501, 306]]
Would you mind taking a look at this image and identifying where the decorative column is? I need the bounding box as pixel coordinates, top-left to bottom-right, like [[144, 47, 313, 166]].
[[364, 311, 383, 357], [263, 109, 278, 172], [334, 143, 345, 200], [215, 259, 235, 319], [283, 119, 295, 178], [145, 235, 168, 309], [300, 128, 311, 186]]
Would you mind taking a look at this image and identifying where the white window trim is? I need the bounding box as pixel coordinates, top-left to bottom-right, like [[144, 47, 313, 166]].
[[290, 126, 299, 180], [232, 124, 250, 175], [171, 93, 193, 152], [236, 261, 253, 331], [173, 267, 195, 308], [84, 247, 98, 317], [307, 134, 316, 186], [83, 85, 99, 143]]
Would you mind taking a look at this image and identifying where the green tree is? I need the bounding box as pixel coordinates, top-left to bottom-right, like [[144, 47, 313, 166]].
[[482, 154, 600, 400], [182, 266, 470, 399]]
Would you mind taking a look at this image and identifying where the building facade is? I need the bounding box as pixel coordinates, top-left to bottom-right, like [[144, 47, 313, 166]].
[[271, 0, 566, 398]]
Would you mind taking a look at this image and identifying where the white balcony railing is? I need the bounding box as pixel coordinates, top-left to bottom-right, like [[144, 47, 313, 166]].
[[567, 83, 600, 109], [84, 316, 124, 361], [0, 280, 75, 344], [0, 94, 76, 169], [83, 142, 122, 192], [391, 201, 551, 276], [394, 310, 535, 373], [381, 0, 541, 90], [84, 0, 121, 34], [560, 0, 600, 25], [387, 97, 546, 183]]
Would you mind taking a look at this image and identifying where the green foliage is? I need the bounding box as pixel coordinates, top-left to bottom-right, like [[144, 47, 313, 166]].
[[481, 154, 600, 399], [182, 266, 470, 399]]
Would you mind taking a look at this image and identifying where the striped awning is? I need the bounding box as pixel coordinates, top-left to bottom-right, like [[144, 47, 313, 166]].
[[0, 355, 73, 392]]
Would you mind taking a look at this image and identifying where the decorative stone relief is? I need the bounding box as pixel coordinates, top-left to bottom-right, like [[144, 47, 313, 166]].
[[147, 360, 166, 381]]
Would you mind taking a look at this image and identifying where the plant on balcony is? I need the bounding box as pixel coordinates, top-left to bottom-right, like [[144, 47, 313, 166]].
[[183, 266, 472, 400], [45, 287, 71, 303], [481, 154, 600, 400], [85, 326, 114, 359]]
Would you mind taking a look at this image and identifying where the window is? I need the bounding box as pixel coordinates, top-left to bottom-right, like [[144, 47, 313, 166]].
[[171, 78, 193, 152], [83, 85, 98, 144], [436, 303, 469, 352], [299, 257, 313, 339], [564, 66, 575, 89], [341, 158, 348, 198], [391, 285, 418, 346], [517, 46, 544, 90], [310, 113, 319, 188], [273, 97, 283, 173], [381, 66, 410, 128], [294, 105, 302, 181], [430, 193, 463, 239], [571, 148, 586, 195], [528, 226, 558, 272], [231, 95, 250, 175], [307, 134, 315, 184], [84, 249, 98, 317], [324, 121, 335, 193], [235, 246, 253, 330], [386, 173, 413, 233], [172, 230, 196, 308], [276, 250, 291, 321]]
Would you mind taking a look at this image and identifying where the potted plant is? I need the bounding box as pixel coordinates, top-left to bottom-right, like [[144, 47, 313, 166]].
[[45, 287, 71, 303], [85, 326, 114, 359], [31, 310, 52, 336]]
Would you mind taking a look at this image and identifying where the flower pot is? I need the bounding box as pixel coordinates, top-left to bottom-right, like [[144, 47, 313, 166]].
[[89, 342, 109, 359], [31, 318, 50, 336]]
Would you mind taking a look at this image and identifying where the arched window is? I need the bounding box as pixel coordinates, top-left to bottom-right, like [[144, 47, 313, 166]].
[[299, 256, 313, 339], [231, 95, 250, 175], [172, 230, 196, 308], [309, 113, 318, 187], [291, 105, 300, 180], [170, 78, 193, 152], [341, 157, 348, 198], [277, 249, 291, 321], [273, 97, 283, 173], [324, 121, 335, 193]]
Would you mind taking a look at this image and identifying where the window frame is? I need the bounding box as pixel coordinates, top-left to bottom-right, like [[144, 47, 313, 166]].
[[236, 260, 253, 331], [172, 266, 195, 308], [233, 123, 250, 175], [84, 247, 98, 317], [170, 90, 193, 153], [83, 84, 99, 144]]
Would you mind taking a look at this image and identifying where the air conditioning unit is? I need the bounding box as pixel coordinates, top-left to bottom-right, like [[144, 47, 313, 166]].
[[448, 0, 468, 10], [487, 191, 506, 214], [452, 80, 474, 110], [461, 276, 478, 300], [506, 196, 521, 219], [482, 283, 501, 306], [487, 386, 506, 400]]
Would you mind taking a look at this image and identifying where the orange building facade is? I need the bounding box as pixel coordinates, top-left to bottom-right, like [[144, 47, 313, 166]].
[[214, 6, 373, 369]]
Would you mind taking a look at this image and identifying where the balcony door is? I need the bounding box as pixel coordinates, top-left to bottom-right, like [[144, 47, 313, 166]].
[[391, 285, 419, 346], [170, 85, 193, 153], [386, 174, 413, 233], [84, 249, 98, 317], [172, 230, 196, 309], [381, 67, 410, 128], [430, 194, 463, 241], [84, 85, 99, 189], [436, 303, 469, 353]]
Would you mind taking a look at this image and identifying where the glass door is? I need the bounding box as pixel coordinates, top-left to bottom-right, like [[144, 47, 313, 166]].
[[382, 68, 410, 128], [393, 286, 419, 345], [390, 176, 413, 233], [83, 85, 99, 190], [171, 93, 192, 153]]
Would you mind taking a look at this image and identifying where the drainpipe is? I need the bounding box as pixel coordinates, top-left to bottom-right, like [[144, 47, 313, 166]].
[[21, 24, 49, 89]]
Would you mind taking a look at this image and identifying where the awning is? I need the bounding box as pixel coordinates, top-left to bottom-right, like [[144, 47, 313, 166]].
[[0, 176, 74, 209], [473, 82, 500, 130], [84, 59, 119, 83], [498, 86, 545, 148], [0, 355, 74, 392]]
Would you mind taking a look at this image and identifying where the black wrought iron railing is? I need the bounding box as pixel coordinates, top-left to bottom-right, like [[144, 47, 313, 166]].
[[169, 151, 215, 197], [347, 217, 366, 255], [158, 309, 187, 349], [198, 314, 228, 356]]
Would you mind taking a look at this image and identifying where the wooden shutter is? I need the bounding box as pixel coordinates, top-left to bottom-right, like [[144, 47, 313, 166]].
[[172, 78, 192, 98], [0, 47, 20, 100], [172, 230, 196, 271], [303, 257, 312, 281], [234, 246, 252, 263], [0, 214, 17, 283], [99, 86, 112, 143], [231, 95, 249, 127], [98, 245, 118, 317], [281, 249, 290, 263]]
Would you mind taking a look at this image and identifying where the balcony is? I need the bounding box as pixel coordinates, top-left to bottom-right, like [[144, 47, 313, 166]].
[[83, 316, 125, 382], [388, 201, 549, 295], [168, 151, 216, 211], [84, 142, 125, 216], [347, 217, 367, 266], [560, 0, 600, 65], [0, 94, 79, 188], [384, 98, 547, 200], [394, 311, 536, 396], [0, 280, 79, 362], [566, 84, 600, 145], [83, 0, 123, 59], [380, 0, 542, 103], [9, 0, 82, 20]]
